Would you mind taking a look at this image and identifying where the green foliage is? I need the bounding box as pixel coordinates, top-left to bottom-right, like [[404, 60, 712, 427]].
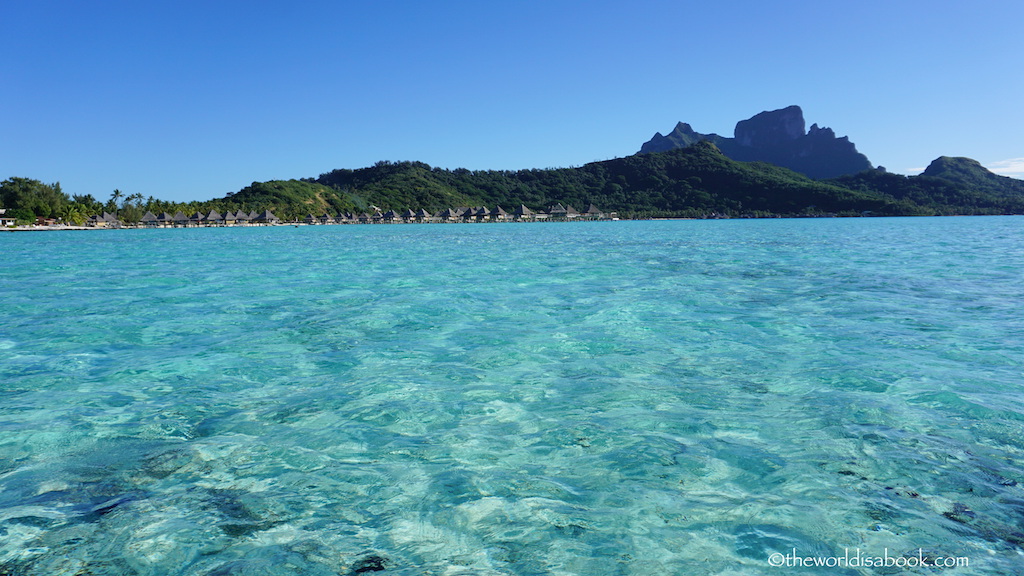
[[226, 180, 357, 221], [0, 177, 69, 220], [306, 143, 915, 217], [829, 169, 1024, 215], [7, 146, 1024, 224]]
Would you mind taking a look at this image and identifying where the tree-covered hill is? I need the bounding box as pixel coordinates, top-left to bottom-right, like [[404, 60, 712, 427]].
[[828, 164, 1024, 215], [920, 156, 1024, 199], [225, 180, 358, 218], [5, 145, 1024, 224], [306, 142, 917, 217]]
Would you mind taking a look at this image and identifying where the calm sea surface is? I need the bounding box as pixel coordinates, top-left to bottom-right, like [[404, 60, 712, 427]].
[[1, 218, 1023, 575]]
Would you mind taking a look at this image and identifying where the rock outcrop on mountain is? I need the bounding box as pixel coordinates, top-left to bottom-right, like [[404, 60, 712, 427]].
[[640, 105, 873, 179]]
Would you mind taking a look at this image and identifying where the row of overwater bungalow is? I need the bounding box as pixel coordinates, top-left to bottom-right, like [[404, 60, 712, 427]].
[[84, 210, 280, 228], [302, 203, 610, 225], [137, 210, 281, 227], [90, 203, 612, 228]]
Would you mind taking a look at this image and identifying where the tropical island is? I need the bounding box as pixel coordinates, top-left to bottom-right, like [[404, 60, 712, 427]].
[[3, 107, 1023, 228]]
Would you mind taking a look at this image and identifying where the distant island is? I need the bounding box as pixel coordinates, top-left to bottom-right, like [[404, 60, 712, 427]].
[[3, 106, 1023, 227]]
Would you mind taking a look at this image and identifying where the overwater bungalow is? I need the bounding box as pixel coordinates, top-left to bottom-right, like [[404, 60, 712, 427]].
[[98, 212, 121, 228], [223, 211, 238, 225], [189, 212, 205, 227], [155, 212, 173, 227], [235, 211, 251, 225], [402, 209, 416, 222], [206, 209, 224, 226], [435, 208, 460, 222], [490, 205, 509, 221], [583, 204, 604, 219], [469, 206, 490, 221], [141, 211, 159, 227], [565, 204, 580, 219], [547, 203, 567, 219], [172, 211, 189, 227], [512, 205, 535, 221], [414, 208, 432, 223], [304, 214, 318, 225], [382, 209, 402, 223], [253, 210, 279, 224]]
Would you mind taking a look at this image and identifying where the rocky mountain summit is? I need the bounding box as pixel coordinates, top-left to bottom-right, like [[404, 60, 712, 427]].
[[640, 105, 873, 179]]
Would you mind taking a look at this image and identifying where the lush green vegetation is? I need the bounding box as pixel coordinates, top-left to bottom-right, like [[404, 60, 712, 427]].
[[1, 178, 71, 224], [309, 143, 920, 217], [4, 143, 1024, 224], [828, 170, 1024, 215]]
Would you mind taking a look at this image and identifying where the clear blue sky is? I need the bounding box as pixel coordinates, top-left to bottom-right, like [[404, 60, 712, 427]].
[[3, 0, 1022, 203]]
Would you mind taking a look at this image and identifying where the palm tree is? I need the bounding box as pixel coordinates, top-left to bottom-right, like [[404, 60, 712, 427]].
[[108, 189, 124, 213], [59, 204, 86, 226]]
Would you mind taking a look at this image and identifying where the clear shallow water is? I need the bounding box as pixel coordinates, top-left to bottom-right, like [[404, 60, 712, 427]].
[[1, 218, 1023, 575]]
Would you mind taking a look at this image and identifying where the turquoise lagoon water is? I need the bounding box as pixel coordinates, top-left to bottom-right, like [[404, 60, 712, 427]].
[[1, 217, 1023, 575]]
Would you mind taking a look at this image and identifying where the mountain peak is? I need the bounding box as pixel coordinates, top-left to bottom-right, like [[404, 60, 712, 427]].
[[734, 105, 805, 147], [921, 156, 989, 178], [919, 156, 1024, 200], [640, 106, 873, 179]]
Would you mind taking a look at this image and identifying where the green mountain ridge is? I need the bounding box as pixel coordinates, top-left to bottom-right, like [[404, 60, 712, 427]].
[[920, 156, 1024, 199], [290, 142, 1024, 218], [4, 142, 1024, 224], [298, 142, 901, 218]]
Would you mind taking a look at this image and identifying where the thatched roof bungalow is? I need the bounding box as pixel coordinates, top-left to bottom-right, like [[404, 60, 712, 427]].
[[206, 209, 224, 225], [89, 212, 121, 228], [490, 205, 509, 220], [253, 210, 279, 224], [512, 205, 535, 220], [467, 206, 489, 221], [435, 208, 460, 222]]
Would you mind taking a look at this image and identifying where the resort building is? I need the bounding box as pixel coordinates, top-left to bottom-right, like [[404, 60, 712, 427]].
[[0, 209, 16, 227]]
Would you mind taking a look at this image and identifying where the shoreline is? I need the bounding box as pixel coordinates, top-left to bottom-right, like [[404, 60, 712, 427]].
[[0, 225, 97, 232], [3, 213, 1017, 232]]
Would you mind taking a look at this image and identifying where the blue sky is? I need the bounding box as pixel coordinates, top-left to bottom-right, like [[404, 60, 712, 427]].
[[3, 0, 1022, 203]]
